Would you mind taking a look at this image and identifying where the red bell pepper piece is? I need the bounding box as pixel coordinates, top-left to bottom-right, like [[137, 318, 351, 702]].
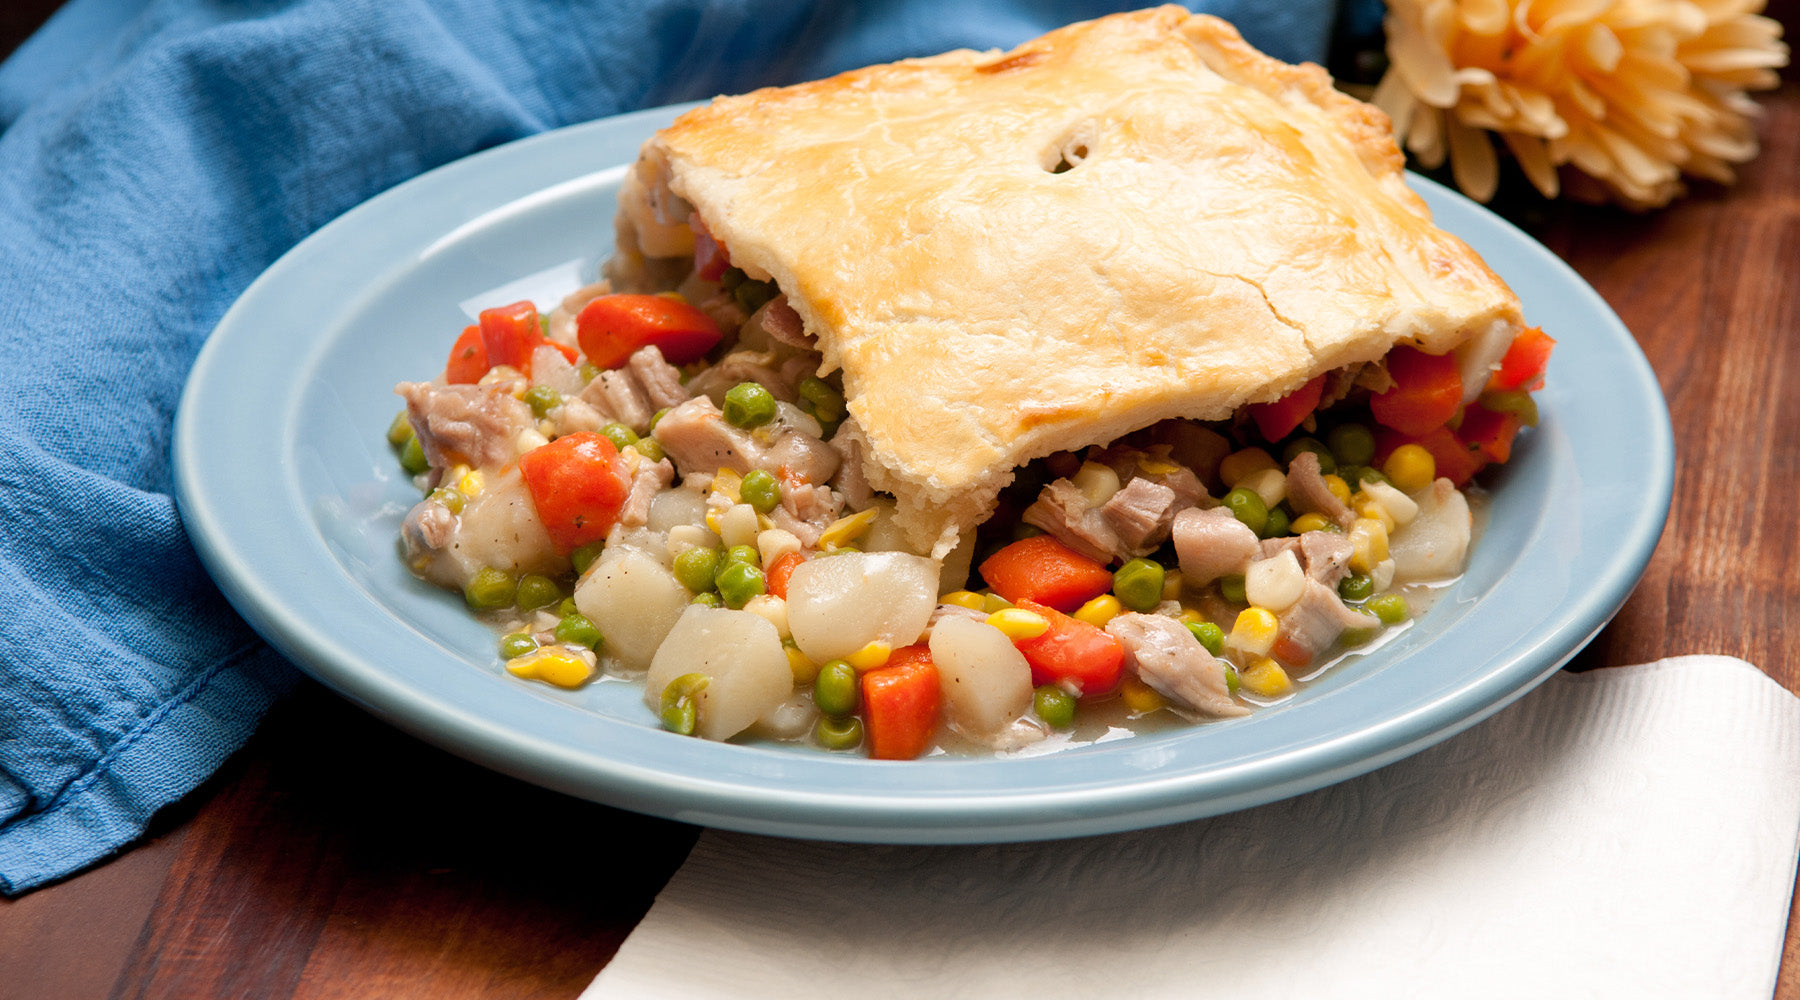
[[978, 535, 1115, 613], [478, 300, 544, 375], [1488, 327, 1555, 392], [443, 325, 488, 384], [1247, 373, 1327, 443], [861, 645, 941, 760], [576, 294, 723, 370], [518, 432, 630, 555], [1370, 346, 1464, 437], [1012, 600, 1126, 697]]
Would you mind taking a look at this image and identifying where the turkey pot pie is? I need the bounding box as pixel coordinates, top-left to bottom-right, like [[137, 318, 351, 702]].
[[609, 5, 1524, 560], [393, 7, 1552, 757]]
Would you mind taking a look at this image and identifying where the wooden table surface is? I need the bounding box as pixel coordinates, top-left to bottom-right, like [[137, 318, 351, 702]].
[[3, 7, 1798, 998]]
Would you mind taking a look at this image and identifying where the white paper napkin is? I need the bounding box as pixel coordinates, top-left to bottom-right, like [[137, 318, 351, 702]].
[[585, 656, 1800, 999]]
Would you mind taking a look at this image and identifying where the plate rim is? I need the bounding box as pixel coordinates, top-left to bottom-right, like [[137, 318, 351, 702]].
[[173, 104, 1673, 843]]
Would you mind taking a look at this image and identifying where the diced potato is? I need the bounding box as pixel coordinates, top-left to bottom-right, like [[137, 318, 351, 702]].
[[575, 548, 689, 668], [1388, 479, 1471, 583], [786, 551, 938, 664], [450, 468, 562, 579], [644, 606, 793, 741], [929, 617, 1034, 735]]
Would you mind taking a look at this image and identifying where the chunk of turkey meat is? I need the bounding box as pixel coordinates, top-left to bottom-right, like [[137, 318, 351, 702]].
[[1276, 579, 1375, 668], [1285, 450, 1355, 529], [652, 396, 841, 486], [396, 381, 534, 472], [1171, 506, 1261, 585], [1105, 613, 1249, 718], [578, 345, 690, 433]]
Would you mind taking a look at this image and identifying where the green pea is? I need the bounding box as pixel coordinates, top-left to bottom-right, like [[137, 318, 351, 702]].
[[523, 384, 562, 417], [399, 436, 429, 476], [1224, 663, 1241, 696], [690, 591, 722, 607], [428, 486, 465, 515], [659, 673, 710, 736], [814, 660, 859, 716], [599, 422, 639, 451], [1011, 522, 1046, 541], [498, 632, 538, 659], [515, 573, 562, 611], [674, 546, 723, 593], [1260, 505, 1291, 539], [724, 544, 761, 568], [571, 540, 605, 575], [555, 612, 604, 650], [1112, 558, 1165, 613], [1034, 685, 1077, 729], [1355, 466, 1389, 486], [1367, 592, 1410, 625], [740, 469, 781, 514], [1337, 573, 1375, 602], [1219, 574, 1247, 605], [1186, 620, 1225, 656], [558, 597, 579, 617], [386, 411, 415, 447], [1327, 422, 1377, 467], [1282, 437, 1336, 474], [814, 714, 864, 751], [719, 267, 747, 292], [634, 436, 666, 463], [797, 375, 845, 424], [722, 382, 777, 429], [715, 562, 766, 609], [733, 278, 778, 314], [648, 407, 669, 430], [1222, 487, 1268, 535], [463, 567, 517, 610], [577, 361, 601, 384], [1340, 627, 1378, 647]]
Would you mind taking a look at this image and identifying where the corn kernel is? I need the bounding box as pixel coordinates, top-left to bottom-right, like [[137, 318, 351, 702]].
[[1290, 512, 1334, 535], [506, 648, 593, 689], [1354, 495, 1397, 534], [785, 643, 818, 684], [514, 427, 550, 454], [1239, 657, 1294, 698], [710, 467, 743, 504], [845, 641, 892, 671], [1350, 517, 1390, 574], [1072, 594, 1123, 628], [1161, 567, 1183, 602], [456, 468, 485, 499], [1120, 675, 1168, 714], [657, 290, 688, 302], [987, 608, 1050, 640], [818, 508, 879, 550], [1136, 456, 1182, 475], [1323, 474, 1351, 504], [1176, 607, 1206, 626], [941, 590, 986, 610], [742, 594, 790, 639], [1362, 478, 1419, 527], [1227, 607, 1280, 657], [1383, 444, 1436, 494], [1220, 447, 1277, 487]]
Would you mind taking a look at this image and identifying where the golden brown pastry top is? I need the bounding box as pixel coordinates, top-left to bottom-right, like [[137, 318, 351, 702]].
[[636, 6, 1524, 555]]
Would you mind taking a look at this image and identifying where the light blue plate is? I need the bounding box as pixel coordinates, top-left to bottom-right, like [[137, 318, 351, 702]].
[[174, 104, 1672, 843]]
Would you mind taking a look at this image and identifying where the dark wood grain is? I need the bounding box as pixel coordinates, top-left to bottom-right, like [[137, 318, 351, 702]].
[[2, 0, 1797, 990]]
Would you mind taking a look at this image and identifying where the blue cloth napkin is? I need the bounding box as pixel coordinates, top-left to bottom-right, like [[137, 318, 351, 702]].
[[0, 0, 1337, 895]]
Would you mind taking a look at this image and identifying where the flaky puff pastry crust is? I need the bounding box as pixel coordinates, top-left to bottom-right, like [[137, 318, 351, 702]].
[[630, 6, 1523, 556]]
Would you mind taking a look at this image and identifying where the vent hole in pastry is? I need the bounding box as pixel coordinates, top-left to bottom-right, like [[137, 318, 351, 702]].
[[1041, 126, 1094, 174]]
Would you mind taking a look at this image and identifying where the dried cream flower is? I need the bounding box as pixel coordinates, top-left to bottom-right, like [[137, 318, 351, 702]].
[[1372, 0, 1789, 208]]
